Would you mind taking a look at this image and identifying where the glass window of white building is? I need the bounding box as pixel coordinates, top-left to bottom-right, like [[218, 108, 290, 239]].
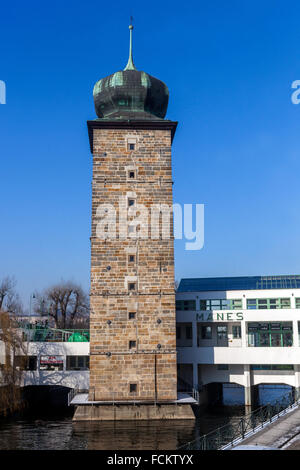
[[247, 322, 293, 347]]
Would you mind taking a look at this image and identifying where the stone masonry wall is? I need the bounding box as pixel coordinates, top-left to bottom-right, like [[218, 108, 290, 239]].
[[89, 127, 177, 401]]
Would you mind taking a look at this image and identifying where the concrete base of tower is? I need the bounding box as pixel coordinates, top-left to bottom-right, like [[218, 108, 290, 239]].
[[72, 403, 195, 421]]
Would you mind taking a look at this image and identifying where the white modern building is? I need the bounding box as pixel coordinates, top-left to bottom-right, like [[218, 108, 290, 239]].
[[0, 327, 89, 391], [176, 275, 300, 406], [21, 341, 90, 390]]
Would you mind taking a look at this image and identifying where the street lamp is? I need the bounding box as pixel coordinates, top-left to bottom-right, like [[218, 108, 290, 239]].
[[29, 293, 36, 316]]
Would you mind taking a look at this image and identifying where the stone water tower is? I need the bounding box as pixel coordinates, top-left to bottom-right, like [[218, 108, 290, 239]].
[[74, 24, 194, 420]]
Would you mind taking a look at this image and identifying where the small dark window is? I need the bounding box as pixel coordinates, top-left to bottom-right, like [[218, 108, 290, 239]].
[[128, 199, 135, 207], [129, 312, 136, 319], [128, 143, 135, 151], [129, 171, 135, 179], [201, 326, 212, 340], [186, 326, 192, 340], [28, 356, 37, 371], [129, 340, 136, 349], [66, 356, 89, 371], [15, 356, 37, 371], [218, 364, 229, 370], [128, 255, 135, 263], [128, 282, 136, 291], [232, 326, 242, 339], [130, 383, 137, 393]]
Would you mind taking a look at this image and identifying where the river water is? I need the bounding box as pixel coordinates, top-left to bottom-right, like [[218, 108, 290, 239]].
[[0, 384, 292, 450], [0, 407, 244, 450]]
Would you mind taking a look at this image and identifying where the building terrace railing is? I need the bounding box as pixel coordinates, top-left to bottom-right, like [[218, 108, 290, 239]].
[[20, 327, 89, 343], [178, 390, 300, 450]]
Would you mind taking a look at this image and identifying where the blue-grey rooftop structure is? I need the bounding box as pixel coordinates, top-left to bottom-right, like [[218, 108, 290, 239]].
[[177, 275, 300, 292]]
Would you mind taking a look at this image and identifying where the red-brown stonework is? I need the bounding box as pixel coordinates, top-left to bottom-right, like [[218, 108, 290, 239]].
[[89, 124, 178, 402]]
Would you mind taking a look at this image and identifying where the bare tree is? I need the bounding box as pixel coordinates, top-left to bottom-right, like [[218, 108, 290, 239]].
[[35, 281, 89, 329], [0, 311, 27, 415], [0, 276, 23, 315]]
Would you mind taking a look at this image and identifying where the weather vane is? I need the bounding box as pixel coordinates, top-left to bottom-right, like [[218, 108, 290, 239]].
[[124, 16, 136, 70]]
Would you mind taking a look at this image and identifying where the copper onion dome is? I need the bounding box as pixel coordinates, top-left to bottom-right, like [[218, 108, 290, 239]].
[[93, 24, 169, 120]]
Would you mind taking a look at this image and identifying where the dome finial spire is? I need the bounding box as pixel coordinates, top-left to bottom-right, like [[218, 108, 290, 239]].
[[124, 17, 136, 71]]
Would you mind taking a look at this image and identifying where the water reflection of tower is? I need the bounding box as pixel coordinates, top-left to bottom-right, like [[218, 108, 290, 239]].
[[72, 420, 195, 450]]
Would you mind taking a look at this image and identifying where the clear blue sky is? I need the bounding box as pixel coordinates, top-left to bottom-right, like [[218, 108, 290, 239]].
[[1, 0, 300, 309]]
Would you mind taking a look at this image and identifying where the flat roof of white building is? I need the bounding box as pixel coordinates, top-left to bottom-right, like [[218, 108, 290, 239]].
[[177, 275, 300, 292]]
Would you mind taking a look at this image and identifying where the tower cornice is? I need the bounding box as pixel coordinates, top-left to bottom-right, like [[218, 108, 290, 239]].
[[87, 119, 178, 153]]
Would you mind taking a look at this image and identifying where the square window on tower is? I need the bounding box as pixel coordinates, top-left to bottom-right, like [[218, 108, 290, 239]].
[[128, 198, 135, 207], [128, 282, 136, 291], [128, 254, 135, 263], [129, 340, 136, 349], [129, 312, 136, 320], [127, 138, 137, 151], [130, 383, 137, 393]]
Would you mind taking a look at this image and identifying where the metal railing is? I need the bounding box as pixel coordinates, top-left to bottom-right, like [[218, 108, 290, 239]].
[[178, 390, 300, 450], [21, 327, 89, 343], [192, 388, 201, 403], [177, 376, 201, 404], [67, 387, 78, 406]]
